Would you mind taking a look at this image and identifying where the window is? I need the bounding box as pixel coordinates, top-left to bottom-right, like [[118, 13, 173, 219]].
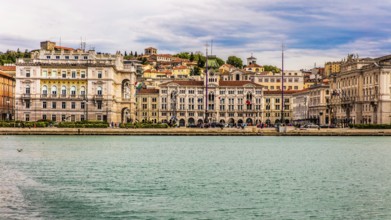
[[42, 85, 48, 95], [52, 70, 57, 78], [62, 71, 67, 78], [97, 101, 102, 109], [189, 90, 195, 94], [52, 114, 56, 122], [74, 56, 79, 60], [65, 56, 69, 59], [81, 102, 85, 109], [42, 114, 47, 120], [81, 71, 86, 78], [81, 115, 85, 121], [98, 71, 102, 79], [26, 70, 30, 77], [71, 86, 76, 96], [275, 105, 280, 110], [43, 102, 47, 109], [42, 70, 48, 77], [61, 86, 67, 96], [56, 56, 60, 59], [25, 114, 30, 121], [84, 56, 88, 60], [80, 86, 86, 96], [266, 98, 270, 103], [62, 102, 66, 109], [97, 86, 102, 95], [52, 102, 57, 109], [71, 102, 76, 109], [142, 97, 147, 102], [62, 115, 66, 121], [97, 115, 102, 121], [52, 86, 57, 96], [47, 56, 50, 59], [71, 71, 76, 78], [152, 98, 157, 102], [275, 98, 280, 103], [25, 101, 30, 109]]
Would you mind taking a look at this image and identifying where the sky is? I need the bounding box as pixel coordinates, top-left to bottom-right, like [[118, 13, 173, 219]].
[[1, 0, 391, 69]]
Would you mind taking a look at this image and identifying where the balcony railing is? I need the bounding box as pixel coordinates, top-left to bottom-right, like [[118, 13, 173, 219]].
[[22, 94, 31, 99], [94, 95, 104, 100]]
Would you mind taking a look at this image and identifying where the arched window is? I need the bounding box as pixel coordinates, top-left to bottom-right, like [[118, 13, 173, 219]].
[[80, 86, 86, 95], [208, 92, 214, 102], [25, 85, 30, 94], [42, 85, 48, 95], [97, 86, 102, 95], [70, 86, 76, 96], [246, 92, 252, 100], [51, 85, 57, 95], [61, 86, 67, 96]]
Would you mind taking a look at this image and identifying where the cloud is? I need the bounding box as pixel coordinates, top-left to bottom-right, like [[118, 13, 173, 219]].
[[1, 0, 390, 69]]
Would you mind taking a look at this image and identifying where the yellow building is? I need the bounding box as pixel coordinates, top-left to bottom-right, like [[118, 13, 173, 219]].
[[172, 66, 190, 78], [135, 88, 160, 123], [143, 69, 172, 79], [0, 70, 15, 120], [324, 61, 341, 77]]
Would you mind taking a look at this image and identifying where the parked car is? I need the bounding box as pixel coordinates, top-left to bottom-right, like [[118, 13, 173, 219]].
[[301, 124, 319, 128]]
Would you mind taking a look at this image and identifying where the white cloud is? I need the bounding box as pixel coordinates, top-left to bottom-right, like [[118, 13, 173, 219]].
[[1, 0, 390, 69]]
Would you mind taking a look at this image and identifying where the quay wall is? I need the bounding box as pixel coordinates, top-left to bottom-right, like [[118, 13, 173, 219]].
[[1, 127, 391, 136]]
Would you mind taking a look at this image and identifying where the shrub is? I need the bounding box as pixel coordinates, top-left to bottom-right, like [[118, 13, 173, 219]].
[[352, 124, 391, 129]]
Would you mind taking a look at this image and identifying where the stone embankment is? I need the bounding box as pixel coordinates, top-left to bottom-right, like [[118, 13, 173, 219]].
[[0, 127, 391, 136]]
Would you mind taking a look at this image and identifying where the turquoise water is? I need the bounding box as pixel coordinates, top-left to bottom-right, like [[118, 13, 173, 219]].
[[1, 136, 391, 219]]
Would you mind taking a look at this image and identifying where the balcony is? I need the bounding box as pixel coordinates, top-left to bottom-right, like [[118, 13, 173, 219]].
[[94, 95, 104, 101], [21, 94, 31, 100]]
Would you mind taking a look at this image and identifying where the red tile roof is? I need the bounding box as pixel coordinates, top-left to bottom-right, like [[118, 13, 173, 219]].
[[219, 81, 262, 87], [264, 90, 299, 95], [0, 66, 16, 71], [173, 66, 188, 70], [54, 46, 74, 51], [246, 63, 263, 68], [138, 89, 159, 94], [0, 70, 14, 79], [160, 80, 204, 86]]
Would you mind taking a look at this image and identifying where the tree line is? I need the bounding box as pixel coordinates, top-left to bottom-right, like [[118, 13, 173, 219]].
[[0, 49, 30, 65]]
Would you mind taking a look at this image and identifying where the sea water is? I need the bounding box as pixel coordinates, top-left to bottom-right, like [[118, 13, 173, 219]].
[[1, 136, 391, 219]]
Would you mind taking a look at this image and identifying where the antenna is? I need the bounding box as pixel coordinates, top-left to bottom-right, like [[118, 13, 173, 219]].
[[281, 42, 285, 126], [205, 42, 209, 123]]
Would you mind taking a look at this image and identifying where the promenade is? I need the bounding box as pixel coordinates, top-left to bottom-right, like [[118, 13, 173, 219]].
[[1, 127, 391, 136]]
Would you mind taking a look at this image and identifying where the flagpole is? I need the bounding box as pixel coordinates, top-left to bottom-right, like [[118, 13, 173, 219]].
[[281, 43, 285, 125]]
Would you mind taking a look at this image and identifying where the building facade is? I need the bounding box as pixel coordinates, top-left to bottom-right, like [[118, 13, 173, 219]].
[[0, 70, 15, 120], [135, 88, 160, 123], [158, 76, 264, 126], [15, 41, 137, 123], [329, 54, 391, 125]]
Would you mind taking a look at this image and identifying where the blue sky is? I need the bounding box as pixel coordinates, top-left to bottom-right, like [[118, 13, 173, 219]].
[[1, 0, 391, 69]]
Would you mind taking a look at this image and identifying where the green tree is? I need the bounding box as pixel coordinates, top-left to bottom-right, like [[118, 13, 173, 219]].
[[226, 56, 243, 68], [189, 52, 195, 62], [190, 66, 201, 76], [216, 57, 225, 67], [124, 51, 128, 56], [197, 54, 206, 68], [135, 51, 138, 57], [263, 65, 281, 73], [130, 51, 133, 56], [174, 52, 190, 59]]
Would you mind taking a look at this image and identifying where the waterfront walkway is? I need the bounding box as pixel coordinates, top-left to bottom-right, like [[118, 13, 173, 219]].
[[1, 127, 391, 136]]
